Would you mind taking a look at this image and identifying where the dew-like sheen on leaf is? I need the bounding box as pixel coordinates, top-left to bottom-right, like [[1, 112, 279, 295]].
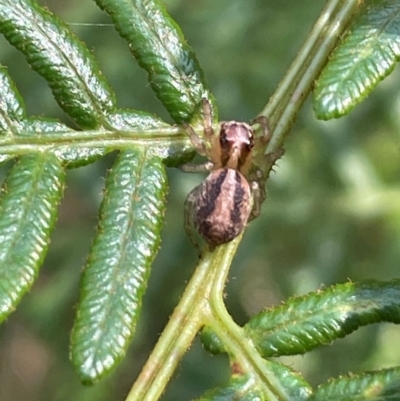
[[0, 154, 65, 322], [313, 0, 400, 120], [70, 149, 167, 383], [244, 280, 400, 357]]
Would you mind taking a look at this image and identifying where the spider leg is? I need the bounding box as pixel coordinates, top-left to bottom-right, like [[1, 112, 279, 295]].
[[202, 98, 214, 140], [183, 122, 207, 155], [180, 161, 214, 173], [184, 185, 202, 256]]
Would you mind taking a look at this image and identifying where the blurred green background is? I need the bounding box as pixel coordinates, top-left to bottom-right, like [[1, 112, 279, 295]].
[[1, 0, 400, 400]]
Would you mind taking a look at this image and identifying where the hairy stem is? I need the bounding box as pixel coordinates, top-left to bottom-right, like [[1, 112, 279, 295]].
[[125, 251, 216, 401], [207, 235, 290, 401]]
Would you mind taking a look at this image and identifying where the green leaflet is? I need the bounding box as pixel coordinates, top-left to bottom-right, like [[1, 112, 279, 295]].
[[195, 374, 264, 401], [0, 65, 26, 163], [105, 108, 171, 131], [0, 153, 65, 322], [313, 0, 400, 120], [244, 280, 400, 357], [270, 361, 313, 401], [201, 326, 225, 355], [311, 367, 400, 401], [0, 0, 116, 128], [94, 0, 216, 123], [194, 360, 311, 401], [0, 69, 65, 323], [0, 65, 25, 135], [70, 149, 168, 383]]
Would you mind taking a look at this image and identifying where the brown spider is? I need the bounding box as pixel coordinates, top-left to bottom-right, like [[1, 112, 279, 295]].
[[183, 99, 269, 253]]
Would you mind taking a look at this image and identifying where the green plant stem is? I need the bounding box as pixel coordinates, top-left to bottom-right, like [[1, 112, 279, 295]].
[[12, 127, 183, 141], [0, 138, 190, 155], [0, 128, 192, 158], [0, 126, 187, 144], [125, 250, 218, 401], [125, 236, 248, 401], [261, 0, 359, 155], [206, 236, 289, 401], [264, 0, 343, 120]]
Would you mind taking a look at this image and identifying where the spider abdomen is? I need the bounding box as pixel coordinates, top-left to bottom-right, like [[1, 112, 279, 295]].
[[193, 168, 251, 248]]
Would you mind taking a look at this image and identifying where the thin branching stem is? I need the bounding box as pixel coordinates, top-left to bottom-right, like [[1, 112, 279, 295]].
[[261, 0, 359, 155], [0, 128, 192, 160], [208, 235, 291, 401], [0, 126, 186, 144], [125, 252, 216, 401], [0, 138, 190, 154], [263, 0, 343, 120]]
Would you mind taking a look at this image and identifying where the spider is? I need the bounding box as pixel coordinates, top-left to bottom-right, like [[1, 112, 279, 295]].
[[183, 99, 269, 253]]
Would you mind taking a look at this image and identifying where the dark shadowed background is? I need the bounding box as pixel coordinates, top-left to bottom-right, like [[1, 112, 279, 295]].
[[0, 0, 400, 400]]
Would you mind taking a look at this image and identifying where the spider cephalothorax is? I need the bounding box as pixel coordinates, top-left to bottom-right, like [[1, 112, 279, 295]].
[[215, 121, 254, 173]]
